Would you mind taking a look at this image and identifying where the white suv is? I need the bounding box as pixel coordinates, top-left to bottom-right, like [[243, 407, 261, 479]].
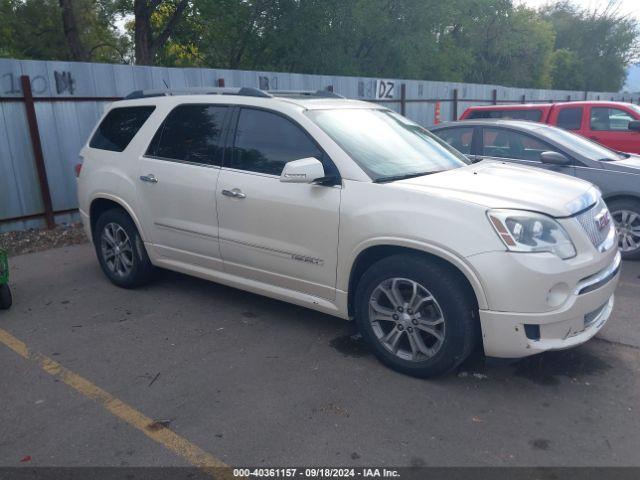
[[77, 88, 620, 377]]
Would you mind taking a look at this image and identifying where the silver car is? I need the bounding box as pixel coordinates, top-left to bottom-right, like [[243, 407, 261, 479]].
[[431, 119, 640, 259]]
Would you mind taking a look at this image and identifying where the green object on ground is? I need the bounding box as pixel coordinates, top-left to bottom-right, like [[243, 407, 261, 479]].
[[0, 249, 8, 284]]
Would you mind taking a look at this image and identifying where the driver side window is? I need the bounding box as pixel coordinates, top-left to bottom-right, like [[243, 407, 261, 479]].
[[228, 108, 323, 176], [590, 107, 635, 131]]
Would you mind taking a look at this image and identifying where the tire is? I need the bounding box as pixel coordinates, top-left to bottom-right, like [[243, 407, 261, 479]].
[[608, 198, 640, 260], [94, 208, 154, 288], [354, 254, 479, 378], [0, 284, 12, 310]]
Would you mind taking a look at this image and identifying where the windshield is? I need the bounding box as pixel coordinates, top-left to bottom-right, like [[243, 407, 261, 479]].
[[536, 125, 625, 161], [306, 108, 469, 181]]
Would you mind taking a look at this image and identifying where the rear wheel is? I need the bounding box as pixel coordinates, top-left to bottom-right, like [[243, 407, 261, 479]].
[[609, 198, 640, 260], [94, 209, 154, 288], [354, 254, 479, 378], [0, 284, 12, 310]]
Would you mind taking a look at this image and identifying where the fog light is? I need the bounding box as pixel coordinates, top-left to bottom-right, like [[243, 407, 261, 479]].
[[547, 283, 570, 308]]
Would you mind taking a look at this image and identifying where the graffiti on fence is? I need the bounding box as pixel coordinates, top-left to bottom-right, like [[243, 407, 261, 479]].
[[1, 71, 76, 96]]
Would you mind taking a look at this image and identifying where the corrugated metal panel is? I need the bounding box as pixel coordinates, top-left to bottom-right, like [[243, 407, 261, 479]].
[[0, 58, 633, 232]]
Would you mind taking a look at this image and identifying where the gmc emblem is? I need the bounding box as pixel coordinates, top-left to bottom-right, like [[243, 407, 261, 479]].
[[594, 209, 611, 231]]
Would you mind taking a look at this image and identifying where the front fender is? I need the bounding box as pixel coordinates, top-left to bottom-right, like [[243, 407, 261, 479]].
[[340, 237, 489, 310]]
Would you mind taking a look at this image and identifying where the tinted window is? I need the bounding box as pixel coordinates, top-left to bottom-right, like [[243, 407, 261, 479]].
[[90, 106, 155, 152], [483, 128, 556, 162], [433, 127, 474, 154], [230, 109, 322, 175], [468, 109, 542, 122], [147, 104, 228, 166], [590, 107, 635, 131], [557, 107, 582, 130]]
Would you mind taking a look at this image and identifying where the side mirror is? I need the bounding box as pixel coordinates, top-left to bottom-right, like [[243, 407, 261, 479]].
[[540, 151, 571, 166], [628, 120, 640, 132], [280, 157, 325, 184]]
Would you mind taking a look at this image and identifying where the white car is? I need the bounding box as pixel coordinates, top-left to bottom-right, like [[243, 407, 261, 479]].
[[77, 88, 620, 377]]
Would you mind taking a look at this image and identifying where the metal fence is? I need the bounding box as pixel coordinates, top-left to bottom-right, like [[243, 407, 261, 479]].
[[0, 57, 635, 232]]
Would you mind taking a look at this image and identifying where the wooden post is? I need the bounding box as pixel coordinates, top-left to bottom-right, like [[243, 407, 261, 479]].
[[452, 88, 459, 120], [521, 94, 526, 104], [492, 89, 498, 105], [20, 75, 55, 229], [400, 83, 406, 116]]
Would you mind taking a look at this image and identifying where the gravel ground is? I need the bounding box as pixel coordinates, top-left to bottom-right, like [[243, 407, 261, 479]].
[[0, 223, 88, 257]]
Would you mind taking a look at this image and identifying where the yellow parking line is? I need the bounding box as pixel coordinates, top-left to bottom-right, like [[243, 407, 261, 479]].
[[0, 327, 229, 474]]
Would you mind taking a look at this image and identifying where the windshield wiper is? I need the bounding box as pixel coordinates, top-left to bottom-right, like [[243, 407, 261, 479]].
[[374, 171, 441, 183]]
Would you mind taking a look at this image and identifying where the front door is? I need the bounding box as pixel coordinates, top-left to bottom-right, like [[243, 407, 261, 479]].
[[479, 126, 575, 176], [587, 106, 640, 153], [217, 107, 341, 300], [136, 104, 230, 268]]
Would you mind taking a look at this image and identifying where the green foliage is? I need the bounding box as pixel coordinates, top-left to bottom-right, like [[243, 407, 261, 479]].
[[0, 0, 127, 62], [0, 0, 638, 91], [542, 0, 640, 91]]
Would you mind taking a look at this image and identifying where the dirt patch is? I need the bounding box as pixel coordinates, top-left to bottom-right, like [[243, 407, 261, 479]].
[[0, 223, 88, 257]]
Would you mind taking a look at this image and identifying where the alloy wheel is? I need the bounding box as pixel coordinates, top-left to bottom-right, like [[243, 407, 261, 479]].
[[368, 277, 445, 362], [612, 209, 640, 253], [101, 222, 134, 277]]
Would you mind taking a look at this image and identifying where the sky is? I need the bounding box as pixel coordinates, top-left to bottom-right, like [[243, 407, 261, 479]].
[[518, 0, 640, 19]]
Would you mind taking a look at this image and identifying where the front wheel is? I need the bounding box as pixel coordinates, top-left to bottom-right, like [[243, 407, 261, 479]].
[[354, 254, 479, 378], [0, 284, 12, 310], [609, 198, 640, 260]]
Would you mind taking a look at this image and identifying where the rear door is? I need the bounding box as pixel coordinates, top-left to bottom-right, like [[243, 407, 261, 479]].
[[479, 126, 575, 176], [136, 103, 230, 268], [216, 107, 341, 300], [586, 106, 640, 153]]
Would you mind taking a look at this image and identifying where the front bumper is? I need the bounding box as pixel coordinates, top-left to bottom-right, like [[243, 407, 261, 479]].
[[476, 251, 620, 358]]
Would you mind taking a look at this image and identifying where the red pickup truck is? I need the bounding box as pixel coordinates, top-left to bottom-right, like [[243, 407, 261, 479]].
[[460, 101, 640, 153]]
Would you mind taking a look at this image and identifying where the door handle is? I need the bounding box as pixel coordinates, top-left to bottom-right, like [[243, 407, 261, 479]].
[[221, 188, 246, 199], [139, 174, 158, 184]]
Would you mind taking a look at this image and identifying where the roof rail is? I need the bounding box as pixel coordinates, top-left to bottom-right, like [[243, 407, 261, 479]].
[[124, 87, 272, 100], [270, 90, 345, 99]]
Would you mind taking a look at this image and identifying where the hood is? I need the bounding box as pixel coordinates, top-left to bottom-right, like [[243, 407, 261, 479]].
[[392, 161, 598, 217], [603, 154, 640, 173]]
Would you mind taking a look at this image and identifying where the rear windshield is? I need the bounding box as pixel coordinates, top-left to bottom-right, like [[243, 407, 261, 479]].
[[90, 106, 155, 152], [467, 109, 542, 122]]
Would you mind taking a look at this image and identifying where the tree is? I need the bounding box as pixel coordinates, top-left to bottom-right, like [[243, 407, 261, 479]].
[[542, 0, 640, 91], [130, 0, 189, 64], [0, 0, 126, 62], [549, 48, 582, 90], [59, 0, 89, 61]]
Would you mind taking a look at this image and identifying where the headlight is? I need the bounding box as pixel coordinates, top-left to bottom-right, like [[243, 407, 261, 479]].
[[487, 210, 577, 259]]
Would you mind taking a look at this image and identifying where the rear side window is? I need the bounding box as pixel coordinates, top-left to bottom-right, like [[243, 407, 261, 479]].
[[229, 108, 322, 175], [433, 127, 474, 154], [467, 109, 542, 122], [90, 106, 155, 152], [146, 104, 229, 166], [556, 107, 582, 130]]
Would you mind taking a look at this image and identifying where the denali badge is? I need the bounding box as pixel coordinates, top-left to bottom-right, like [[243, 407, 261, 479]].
[[291, 254, 324, 266], [594, 209, 611, 231]]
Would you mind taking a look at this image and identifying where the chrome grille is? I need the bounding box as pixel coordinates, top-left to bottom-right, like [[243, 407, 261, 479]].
[[575, 199, 613, 249]]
